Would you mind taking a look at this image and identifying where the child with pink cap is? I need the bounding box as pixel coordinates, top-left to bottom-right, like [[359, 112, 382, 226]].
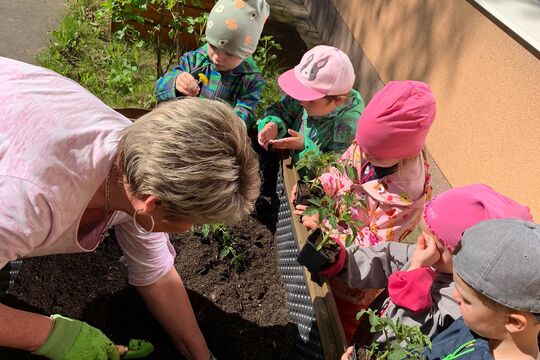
[[295, 80, 436, 340], [257, 45, 365, 163], [332, 184, 532, 355]]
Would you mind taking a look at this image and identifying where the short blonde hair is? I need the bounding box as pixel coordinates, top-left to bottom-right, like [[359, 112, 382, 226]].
[[118, 98, 260, 225]]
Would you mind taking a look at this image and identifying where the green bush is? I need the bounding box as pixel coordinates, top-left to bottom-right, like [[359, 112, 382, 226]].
[[37, 0, 157, 108], [37, 0, 283, 112]]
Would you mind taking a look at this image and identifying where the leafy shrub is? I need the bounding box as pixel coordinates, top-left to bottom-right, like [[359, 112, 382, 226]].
[[356, 309, 432, 360], [37, 0, 156, 108], [37, 0, 284, 113]]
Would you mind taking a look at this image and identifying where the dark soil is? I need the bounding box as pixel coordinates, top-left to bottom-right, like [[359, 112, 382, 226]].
[[0, 200, 296, 359]]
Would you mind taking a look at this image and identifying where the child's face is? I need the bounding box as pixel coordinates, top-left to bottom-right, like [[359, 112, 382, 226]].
[[207, 44, 244, 71], [452, 271, 508, 339], [361, 151, 400, 168], [299, 97, 342, 116]]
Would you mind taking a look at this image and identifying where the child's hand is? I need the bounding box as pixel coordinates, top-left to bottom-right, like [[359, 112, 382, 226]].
[[269, 129, 304, 151], [175, 72, 200, 97], [341, 346, 354, 360], [258, 122, 279, 150], [293, 204, 307, 217], [409, 232, 441, 270], [294, 205, 320, 230], [290, 183, 298, 204]]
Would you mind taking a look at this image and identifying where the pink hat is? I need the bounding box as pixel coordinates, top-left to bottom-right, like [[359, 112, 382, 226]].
[[356, 81, 436, 160], [277, 45, 355, 101], [423, 184, 533, 251]]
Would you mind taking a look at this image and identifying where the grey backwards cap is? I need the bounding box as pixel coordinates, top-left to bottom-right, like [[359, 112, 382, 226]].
[[205, 0, 270, 59], [454, 218, 540, 313]]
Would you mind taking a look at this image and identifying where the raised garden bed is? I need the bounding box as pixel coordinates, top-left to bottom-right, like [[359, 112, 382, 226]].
[[0, 202, 296, 359], [0, 2, 349, 357], [0, 159, 346, 360]]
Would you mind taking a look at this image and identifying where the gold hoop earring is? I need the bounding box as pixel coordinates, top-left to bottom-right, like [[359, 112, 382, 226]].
[[133, 209, 155, 235]]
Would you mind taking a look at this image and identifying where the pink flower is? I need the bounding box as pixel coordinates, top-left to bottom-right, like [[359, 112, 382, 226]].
[[319, 167, 354, 198]]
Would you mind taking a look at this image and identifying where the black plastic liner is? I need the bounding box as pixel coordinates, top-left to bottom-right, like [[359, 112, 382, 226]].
[[0, 259, 23, 294], [275, 168, 324, 360]]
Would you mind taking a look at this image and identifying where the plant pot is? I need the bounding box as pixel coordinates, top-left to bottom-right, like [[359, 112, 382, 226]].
[[296, 229, 340, 274], [293, 180, 324, 207]]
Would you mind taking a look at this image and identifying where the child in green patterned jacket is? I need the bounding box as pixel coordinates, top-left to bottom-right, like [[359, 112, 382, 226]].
[[257, 45, 365, 163], [154, 0, 270, 129]]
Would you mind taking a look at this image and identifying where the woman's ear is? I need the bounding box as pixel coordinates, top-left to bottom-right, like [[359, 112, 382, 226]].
[[505, 312, 528, 334], [142, 195, 161, 214]]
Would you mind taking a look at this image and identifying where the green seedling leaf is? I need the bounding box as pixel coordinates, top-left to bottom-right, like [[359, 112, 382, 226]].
[[201, 224, 210, 237], [345, 165, 358, 182], [329, 215, 338, 229], [307, 198, 322, 207], [388, 348, 407, 360], [219, 247, 230, 258]]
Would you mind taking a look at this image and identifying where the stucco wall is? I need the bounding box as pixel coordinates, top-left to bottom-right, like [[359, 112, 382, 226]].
[[305, 0, 540, 218]]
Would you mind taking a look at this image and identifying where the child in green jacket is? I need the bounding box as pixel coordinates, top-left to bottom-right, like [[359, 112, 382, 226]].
[[257, 45, 365, 163], [154, 0, 270, 129]]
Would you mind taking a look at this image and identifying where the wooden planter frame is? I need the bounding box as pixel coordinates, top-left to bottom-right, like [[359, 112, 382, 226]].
[[279, 157, 348, 359]]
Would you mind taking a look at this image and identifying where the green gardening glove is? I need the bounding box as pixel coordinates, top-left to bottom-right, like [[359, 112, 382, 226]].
[[35, 314, 119, 360]]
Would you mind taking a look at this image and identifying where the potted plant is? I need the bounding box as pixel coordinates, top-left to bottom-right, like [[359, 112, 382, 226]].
[[350, 309, 432, 360], [296, 160, 366, 274], [293, 150, 340, 207]]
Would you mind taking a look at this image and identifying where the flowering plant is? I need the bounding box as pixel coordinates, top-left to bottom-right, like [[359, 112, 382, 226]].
[[303, 160, 367, 249], [197, 73, 209, 85]]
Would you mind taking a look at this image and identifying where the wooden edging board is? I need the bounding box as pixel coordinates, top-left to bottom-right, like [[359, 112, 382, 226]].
[[281, 158, 348, 360]]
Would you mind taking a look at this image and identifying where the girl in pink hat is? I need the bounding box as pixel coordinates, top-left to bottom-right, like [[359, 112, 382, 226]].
[[295, 80, 436, 340], [336, 184, 532, 357]]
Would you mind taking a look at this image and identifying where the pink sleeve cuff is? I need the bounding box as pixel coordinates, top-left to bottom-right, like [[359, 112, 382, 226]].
[[388, 267, 436, 312], [319, 236, 347, 277]]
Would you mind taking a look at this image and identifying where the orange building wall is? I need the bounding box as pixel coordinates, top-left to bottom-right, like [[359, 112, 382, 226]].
[[328, 0, 540, 218]]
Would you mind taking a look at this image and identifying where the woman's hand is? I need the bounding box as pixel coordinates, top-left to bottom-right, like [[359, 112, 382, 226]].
[[175, 72, 200, 97], [269, 129, 304, 151], [409, 232, 440, 271], [35, 315, 119, 360], [257, 122, 279, 150]]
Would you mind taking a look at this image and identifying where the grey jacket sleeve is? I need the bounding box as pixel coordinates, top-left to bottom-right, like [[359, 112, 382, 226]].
[[373, 272, 462, 343], [337, 242, 416, 289]]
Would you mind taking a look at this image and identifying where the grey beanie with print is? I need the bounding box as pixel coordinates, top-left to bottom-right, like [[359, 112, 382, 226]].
[[205, 0, 270, 59]]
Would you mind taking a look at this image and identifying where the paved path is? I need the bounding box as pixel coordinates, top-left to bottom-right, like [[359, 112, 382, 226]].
[[0, 0, 66, 63]]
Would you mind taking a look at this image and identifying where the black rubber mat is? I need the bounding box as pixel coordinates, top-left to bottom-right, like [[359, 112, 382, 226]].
[[275, 168, 324, 360]]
